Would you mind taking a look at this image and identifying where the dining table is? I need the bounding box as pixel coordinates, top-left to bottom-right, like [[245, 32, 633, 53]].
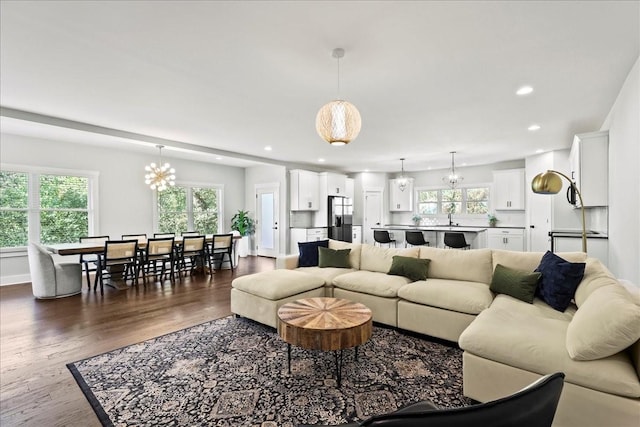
[[43, 235, 241, 289]]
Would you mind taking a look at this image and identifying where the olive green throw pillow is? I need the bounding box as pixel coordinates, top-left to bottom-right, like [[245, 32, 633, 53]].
[[388, 256, 430, 282], [490, 264, 542, 303], [318, 247, 352, 268]]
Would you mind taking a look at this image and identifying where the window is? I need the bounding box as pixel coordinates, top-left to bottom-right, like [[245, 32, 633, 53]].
[[416, 186, 490, 216], [0, 167, 96, 249], [157, 184, 222, 234], [417, 190, 438, 215]]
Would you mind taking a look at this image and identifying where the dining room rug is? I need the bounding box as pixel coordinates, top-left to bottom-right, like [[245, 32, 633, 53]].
[[67, 316, 470, 427]]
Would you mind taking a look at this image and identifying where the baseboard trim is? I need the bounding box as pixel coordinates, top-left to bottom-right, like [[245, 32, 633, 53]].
[[1, 274, 30, 286]]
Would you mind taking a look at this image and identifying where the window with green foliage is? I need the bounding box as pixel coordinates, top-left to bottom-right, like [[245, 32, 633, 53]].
[[442, 189, 463, 214], [415, 186, 490, 216], [417, 190, 438, 215], [0, 168, 95, 248], [157, 185, 221, 235]]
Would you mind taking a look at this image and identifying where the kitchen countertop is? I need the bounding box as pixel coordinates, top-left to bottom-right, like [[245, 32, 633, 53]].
[[374, 225, 488, 233]]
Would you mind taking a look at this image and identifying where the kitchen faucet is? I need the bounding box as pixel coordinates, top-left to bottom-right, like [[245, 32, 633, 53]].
[[448, 213, 453, 226]]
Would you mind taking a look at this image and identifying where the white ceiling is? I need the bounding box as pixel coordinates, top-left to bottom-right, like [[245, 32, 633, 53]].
[[1, 1, 638, 173]]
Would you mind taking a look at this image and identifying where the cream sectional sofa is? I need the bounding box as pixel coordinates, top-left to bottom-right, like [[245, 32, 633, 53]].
[[274, 239, 640, 427]]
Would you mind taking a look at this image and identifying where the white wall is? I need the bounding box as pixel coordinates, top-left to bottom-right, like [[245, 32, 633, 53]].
[[601, 57, 640, 284], [0, 133, 245, 284], [244, 165, 288, 254]]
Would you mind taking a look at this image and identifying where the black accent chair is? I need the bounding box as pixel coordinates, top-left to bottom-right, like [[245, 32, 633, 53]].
[[298, 372, 565, 427], [373, 230, 396, 247], [208, 233, 234, 271], [444, 232, 470, 250], [405, 231, 429, 247], [94, 240, 140, 294]]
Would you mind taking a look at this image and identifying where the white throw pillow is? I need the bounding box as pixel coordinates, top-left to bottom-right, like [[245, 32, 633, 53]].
[[566, 284, 640, 360]]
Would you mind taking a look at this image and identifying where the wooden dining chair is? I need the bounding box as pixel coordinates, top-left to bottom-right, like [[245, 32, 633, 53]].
[[154, 232, 175, 238], [141, 237, 175, 283], [177, 235, 208, 277], [181, 231, 200, 237], [94, 240, 139, 294], [78, 235, 110, 288], [208, 233, 234, 271]]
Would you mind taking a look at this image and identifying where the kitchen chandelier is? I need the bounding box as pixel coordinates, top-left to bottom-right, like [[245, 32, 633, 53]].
[[397, 158, 408, 192], [315, 48, 362, 145], [144, 145, 176, 191], [443, 151, 463, 188]]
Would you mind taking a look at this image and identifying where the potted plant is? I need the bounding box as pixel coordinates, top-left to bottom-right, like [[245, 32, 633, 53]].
[[231, 210, 255, 257], [488, 213, 499, 227], [411, 214, 422, 227]]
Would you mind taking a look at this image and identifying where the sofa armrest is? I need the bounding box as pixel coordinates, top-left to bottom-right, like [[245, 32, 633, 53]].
[[276, 254, 299, 270]]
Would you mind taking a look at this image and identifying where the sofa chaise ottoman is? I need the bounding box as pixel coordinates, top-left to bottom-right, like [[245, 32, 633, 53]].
[[230, 269, 325, 328]]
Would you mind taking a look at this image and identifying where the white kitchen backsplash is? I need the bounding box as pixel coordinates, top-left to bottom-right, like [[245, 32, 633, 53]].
[[289, 211, 313, 228], [389, 212, 526, 227]]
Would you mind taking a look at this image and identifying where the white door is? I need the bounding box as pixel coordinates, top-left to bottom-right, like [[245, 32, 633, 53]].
[[363, 190, 383, 245], [256, 184, 279, 257]]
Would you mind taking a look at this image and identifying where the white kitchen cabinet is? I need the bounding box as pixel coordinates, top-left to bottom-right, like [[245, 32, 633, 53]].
[[351, 225, 362, 243], [493, 169, 525, 210], [345, 178, 355, 199], [569, 131, 608, 207], [290, 170, 319, 211], [320, 172, 347, 196], [389, 178, 414, 211], [487, 228, 525, 251], [290, 227, 328, 253]]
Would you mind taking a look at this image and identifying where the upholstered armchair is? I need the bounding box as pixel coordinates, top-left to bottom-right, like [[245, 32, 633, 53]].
[[27, 243, 83, 299]]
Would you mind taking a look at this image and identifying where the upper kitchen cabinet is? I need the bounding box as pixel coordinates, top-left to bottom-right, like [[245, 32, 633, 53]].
[[345, 178, 355, 199], [389, 178, 414, 211], [493, 169, 525, 210], [290, 169, 319, 211], [320, 172, 347, 196], [569, 131, 608, 207]]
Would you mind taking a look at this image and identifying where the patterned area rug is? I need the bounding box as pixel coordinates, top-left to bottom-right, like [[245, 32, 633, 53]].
[[67, 316, 470, 426]]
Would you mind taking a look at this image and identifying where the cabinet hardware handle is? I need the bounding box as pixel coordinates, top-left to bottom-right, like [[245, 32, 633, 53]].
[[308, 202, 312, 208]]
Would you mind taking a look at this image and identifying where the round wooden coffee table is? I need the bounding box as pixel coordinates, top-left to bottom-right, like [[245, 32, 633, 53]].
[[277, 297, 373, 386]]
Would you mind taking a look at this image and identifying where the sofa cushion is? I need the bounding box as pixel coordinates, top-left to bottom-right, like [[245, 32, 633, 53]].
[[566, 284, 640, 361], [298, 239, 328, 267], [574, 258, 617, 307], [388, 256, 430, 282], [231, 270, 324, 300], [419, 247, 493, 284], [398, 279, 493, 315], [329, 239, 362, 270], [333, 270, 411, 298], [490, 264, 541, 304], [535, 251, 585, 312], [295, 266, 355, 286], [491, 249, 587, 273], [360, 245, 419, 273], [459, 294, 640, 398], [318, 247, 351, 268]]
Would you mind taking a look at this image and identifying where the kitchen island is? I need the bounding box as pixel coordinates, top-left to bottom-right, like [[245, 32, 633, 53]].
[[373, 225, 488, 249]]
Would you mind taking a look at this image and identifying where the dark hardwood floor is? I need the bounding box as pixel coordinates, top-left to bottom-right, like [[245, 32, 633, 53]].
[[0, 256, 275, 427]]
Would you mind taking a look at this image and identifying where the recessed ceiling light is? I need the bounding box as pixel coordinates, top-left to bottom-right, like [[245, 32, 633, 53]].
[[462, 163, 468, 166], [215, 156, 223, 160], [528, 124, 541, 131], [516, 86, 534, 96], [535, 149, 544, 154], [363, 169, 370, 172], [318, 158, 325, 163], [264, 146, 272, 151]]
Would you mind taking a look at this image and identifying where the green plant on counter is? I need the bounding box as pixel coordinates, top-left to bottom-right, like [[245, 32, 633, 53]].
[[488, 213, 499, 227], [411, 214, 422, 226], [231, 210, 255, 236]]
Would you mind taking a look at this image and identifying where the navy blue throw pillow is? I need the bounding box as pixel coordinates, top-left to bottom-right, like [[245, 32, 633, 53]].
[[534, 251, 585, 312], [298, 240, 329, 267]]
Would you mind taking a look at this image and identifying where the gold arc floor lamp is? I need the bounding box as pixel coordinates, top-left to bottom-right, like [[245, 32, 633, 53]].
[[531, 170, 587, 253]]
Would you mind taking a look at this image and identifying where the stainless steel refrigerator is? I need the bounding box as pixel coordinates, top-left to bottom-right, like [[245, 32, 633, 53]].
[[328, 196, 353, 242]]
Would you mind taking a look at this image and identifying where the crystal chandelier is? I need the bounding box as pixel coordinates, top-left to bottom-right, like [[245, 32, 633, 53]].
[[144, 145, 175, 191], [316, 48, 362, 145], [443, 151, 463, 188], [397, 158, 408, 192]]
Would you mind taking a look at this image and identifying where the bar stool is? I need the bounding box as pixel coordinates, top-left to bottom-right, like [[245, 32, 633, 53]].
[[374, 230, 396, 247], [444, 232, 471, 250], [405, 231, 430, 247]]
